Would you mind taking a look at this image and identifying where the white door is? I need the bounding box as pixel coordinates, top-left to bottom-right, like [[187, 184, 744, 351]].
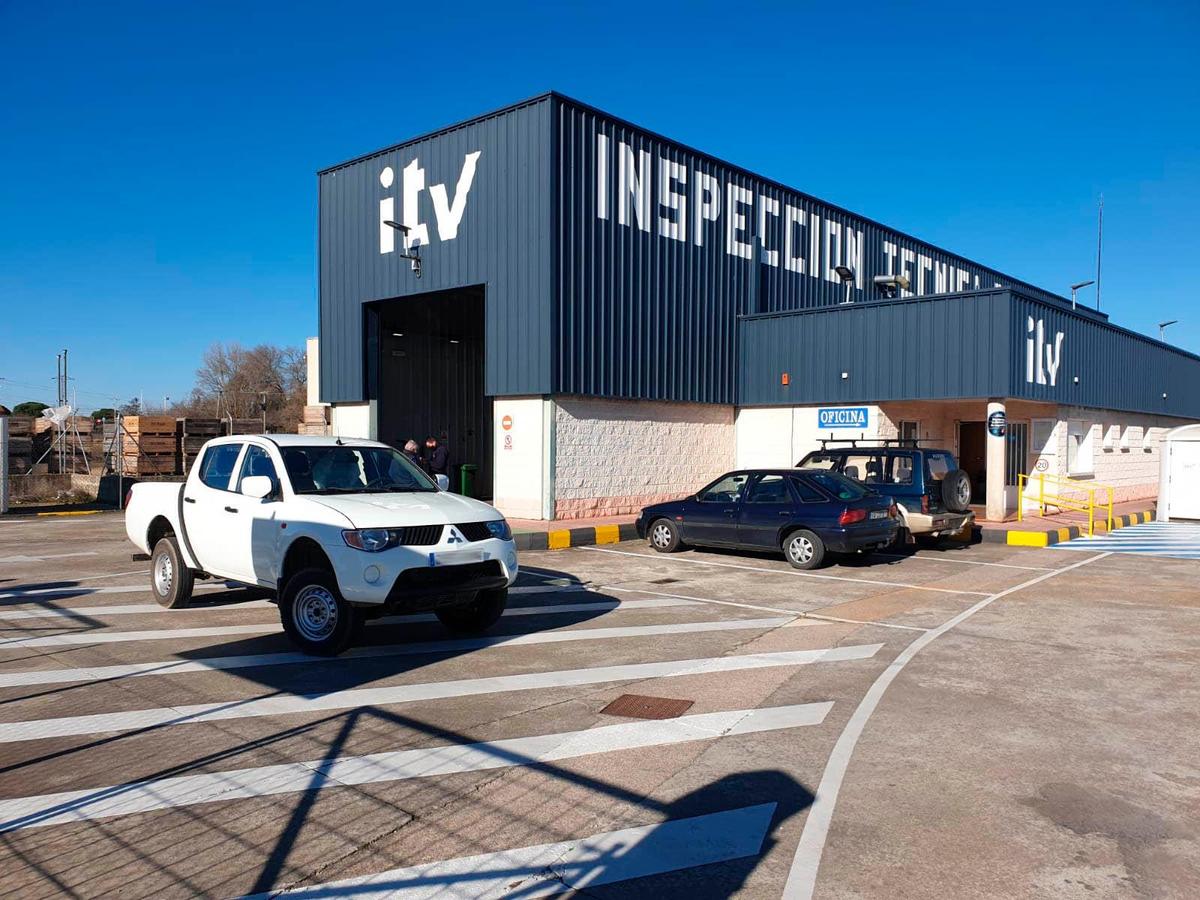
[[182, 442, 247, 579], [1168, 442, 1200, 519], [224, 443, 285, 586]]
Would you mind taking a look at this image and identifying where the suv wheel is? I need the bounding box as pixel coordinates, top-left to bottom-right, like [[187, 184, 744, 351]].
[[942, 469, 972, 513], [151, 536, 195, 609], [783, 529, 826, 570], [436, 587, 508, 634], [279, 568, 362, 656]]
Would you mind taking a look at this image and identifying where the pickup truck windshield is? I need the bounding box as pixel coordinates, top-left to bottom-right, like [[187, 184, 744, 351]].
[[280, 446, 437, 494]]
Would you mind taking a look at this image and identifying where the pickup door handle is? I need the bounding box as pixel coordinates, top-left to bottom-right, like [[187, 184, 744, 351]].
[[183, 497, 196, 504], [224, 505, 239, 514]]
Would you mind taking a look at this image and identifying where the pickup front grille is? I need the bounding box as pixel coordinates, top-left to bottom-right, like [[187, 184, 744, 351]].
[[453, 522, 493, 542], [396, 525, 443, 546]]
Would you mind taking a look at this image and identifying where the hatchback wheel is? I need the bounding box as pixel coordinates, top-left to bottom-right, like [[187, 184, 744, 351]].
[[783, 529, 826, 570], [648, 518, 684, 553]]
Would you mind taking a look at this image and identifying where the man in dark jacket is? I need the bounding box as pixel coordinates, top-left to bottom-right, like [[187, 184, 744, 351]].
[[424, 436, 450, 490]]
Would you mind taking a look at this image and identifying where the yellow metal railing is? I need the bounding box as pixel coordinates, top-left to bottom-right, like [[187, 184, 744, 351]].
[[1017, 472, 1114, 537]]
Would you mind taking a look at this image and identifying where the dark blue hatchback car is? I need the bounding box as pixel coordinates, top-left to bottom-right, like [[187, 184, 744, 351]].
[[636, 469, 899, 569]]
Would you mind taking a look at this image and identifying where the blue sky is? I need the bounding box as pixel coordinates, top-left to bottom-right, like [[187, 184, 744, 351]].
[[2, 1, 1197, 411]]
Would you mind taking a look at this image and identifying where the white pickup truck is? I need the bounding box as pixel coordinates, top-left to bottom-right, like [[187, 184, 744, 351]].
[[124, 435, 518, 655]]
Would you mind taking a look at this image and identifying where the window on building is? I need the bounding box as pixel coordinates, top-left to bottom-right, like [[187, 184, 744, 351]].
[[1005, 423, 1029, 486], [1067, 421, 1094, 476], [898, 420, 920, 443]]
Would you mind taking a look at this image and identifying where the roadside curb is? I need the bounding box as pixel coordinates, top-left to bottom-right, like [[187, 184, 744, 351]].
[[514, 523, 640, 552], [983, 509, 1156, 548]]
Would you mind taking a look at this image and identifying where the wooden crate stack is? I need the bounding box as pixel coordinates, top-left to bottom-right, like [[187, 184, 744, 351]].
[[297, 405, 330, 436], [122, 416, 178, 475], [177, 418, 222, 473], [227, 418, 262, 436], [3, 416, 34, 474]]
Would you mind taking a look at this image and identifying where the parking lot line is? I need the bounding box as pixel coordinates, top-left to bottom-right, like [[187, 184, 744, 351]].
[[872, 552, 1054, 571], [0, 597, 702, 652], [0, 644, 882, 744], [781, 551, 1112, 900], [606, 586, 930, 633], [240, 803, 777, 900], [581, 546, 992, 596], [0, 613, 799, 689], [0, 703, 829, 832]]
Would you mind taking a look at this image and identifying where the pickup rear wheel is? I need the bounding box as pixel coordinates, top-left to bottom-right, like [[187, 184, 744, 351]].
[[151, 536, 194, 609], [436, 587, 508, 634], [280, 568, 362, 656]]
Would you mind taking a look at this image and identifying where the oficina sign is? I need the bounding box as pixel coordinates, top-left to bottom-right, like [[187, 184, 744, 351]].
[[818, 407, 869, 429]]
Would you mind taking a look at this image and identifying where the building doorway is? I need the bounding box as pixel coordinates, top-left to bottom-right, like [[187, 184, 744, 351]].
[[957, 421, 987, 503], [369, 285, 492, 499]]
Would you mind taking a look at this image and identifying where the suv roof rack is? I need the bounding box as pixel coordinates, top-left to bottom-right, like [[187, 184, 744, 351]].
[[816, 436, 941, 449]]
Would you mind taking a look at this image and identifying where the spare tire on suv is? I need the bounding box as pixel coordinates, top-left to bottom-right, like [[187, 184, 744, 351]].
[[942, 469, 972, 513]]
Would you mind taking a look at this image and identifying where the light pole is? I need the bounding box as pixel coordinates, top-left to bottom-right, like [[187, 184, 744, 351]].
[[1070, 279, 1095, 311], [1158, 320, 1178, 342], [834, 265, 856, 305]]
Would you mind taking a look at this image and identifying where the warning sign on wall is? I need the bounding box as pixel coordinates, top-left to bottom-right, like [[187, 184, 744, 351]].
[[501, 415, 513, 431]]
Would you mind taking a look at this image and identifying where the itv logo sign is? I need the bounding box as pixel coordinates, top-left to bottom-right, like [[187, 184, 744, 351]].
[[818, 407, 869, 429]]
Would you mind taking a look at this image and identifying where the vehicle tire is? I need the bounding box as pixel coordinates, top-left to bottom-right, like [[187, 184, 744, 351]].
[[782, 529, 826, 570], [279, 568, 362, 656], [942, 469, 972, 513], [648, 518, 685, 553], [150, 536, 195, 609], [890, 526, 912, 549], [915, 533, 948, 549], [436, 587, 508, 634]]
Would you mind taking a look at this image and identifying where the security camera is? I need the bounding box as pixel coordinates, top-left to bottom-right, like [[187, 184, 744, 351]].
[[873, 274, 910, 298]]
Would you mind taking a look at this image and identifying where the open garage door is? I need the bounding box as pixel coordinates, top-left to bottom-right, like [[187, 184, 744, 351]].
[[370, 286, 492, 499]]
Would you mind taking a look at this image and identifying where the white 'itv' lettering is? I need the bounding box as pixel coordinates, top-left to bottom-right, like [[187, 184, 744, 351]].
[[1026, 316, 1065, 386]]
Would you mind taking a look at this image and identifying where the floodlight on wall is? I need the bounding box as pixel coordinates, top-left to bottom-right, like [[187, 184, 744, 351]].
[[834, 265, 855, 305], [873, 274, 910, 298], [1070, 279, 1095, 310], [383, 220, 422, 278]]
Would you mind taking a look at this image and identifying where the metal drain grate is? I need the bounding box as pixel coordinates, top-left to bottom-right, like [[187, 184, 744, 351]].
[[600, 694, 695, 720]]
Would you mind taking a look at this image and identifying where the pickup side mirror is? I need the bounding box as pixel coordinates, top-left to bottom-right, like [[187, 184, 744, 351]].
[[241, 475, 276, 500]]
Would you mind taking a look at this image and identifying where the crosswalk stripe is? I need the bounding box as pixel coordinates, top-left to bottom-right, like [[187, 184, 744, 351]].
[[0, 584, 583, 619], [1051, 522, 1200, 559], [240, 802, 777, 899], [0, 704, 828, 832], [0, 644, 881, 743], [0, 611, 793, 688], [0, 596, 699, 651]]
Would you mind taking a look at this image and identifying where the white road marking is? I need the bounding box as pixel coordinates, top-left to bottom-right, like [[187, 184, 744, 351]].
[[0, 704, 828, 831], [608, 587, 930, 633], [0, 610, 791, 688], [240, 803, 777, 899], [0, 583, 582, 619], [1051, 522, 1200, 560], [0, 581, 229, 601], [0, 644, 881, 743], [873, 552, 1054, 571], [0, 551, 99, 564], [781, 552, 1111, 900], [581, 546, 991, 596]]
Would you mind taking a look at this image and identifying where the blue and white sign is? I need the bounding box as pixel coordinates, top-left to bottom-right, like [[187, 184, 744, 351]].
[[818, 407, 869, 429]]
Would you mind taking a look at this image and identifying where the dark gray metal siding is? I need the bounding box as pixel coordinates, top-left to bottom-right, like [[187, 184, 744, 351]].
[[554, 96, 1084, 405], [318, 96, 554, 402], [737, 291, 1012, 406], [738, 289, 1200, 419], [1008, 294, 1200, 417]]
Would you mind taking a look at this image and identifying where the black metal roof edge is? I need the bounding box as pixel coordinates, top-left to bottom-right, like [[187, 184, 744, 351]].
[[737, 288, 1200, 362], [316, 91, 557, 176]]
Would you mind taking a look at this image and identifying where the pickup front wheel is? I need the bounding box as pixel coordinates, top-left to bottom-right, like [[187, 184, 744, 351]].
[[280, 568, 362, 656], [151, 536, 195, 609]]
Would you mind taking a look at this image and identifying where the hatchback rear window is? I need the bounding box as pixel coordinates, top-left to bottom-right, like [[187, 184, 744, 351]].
[[807, 471, 869, 501]]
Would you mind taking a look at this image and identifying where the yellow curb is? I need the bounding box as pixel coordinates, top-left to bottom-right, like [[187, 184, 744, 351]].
[[594, 524, 621, 545], [547, 529, 571, 550], [35, 510, 101, 517], [1008, 530, 1049, 547], [1058, 527, 1071, 543]]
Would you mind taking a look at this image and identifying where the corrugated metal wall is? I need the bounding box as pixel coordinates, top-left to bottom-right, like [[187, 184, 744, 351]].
[[318, 96, 554, 402], [737, 291, 1012, 406], [737, 289, 1200, 418], [1009, 294, 1200, 417], [554, 96, 1080, 405]]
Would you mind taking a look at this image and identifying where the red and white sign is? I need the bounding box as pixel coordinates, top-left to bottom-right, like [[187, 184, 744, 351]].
[[501, 415, 513, 431]]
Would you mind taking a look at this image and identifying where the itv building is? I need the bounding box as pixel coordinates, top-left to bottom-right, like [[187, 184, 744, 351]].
[[312, 92, 1200, 521]]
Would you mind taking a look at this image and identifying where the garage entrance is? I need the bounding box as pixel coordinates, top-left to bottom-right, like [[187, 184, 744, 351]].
[[957, 421, 987, 503], [370, 285, 492, 499]]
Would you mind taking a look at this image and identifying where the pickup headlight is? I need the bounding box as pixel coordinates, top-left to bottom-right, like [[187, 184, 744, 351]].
[[342, 529, 393, 552], [485, 519, 512, 541]]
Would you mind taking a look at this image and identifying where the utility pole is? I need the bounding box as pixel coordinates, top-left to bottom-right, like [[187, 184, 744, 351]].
[[1095, 194, 1104, 311]]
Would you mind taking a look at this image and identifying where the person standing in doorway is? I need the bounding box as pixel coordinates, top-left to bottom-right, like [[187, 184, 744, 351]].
[[425, 435, 450, 490], [402, 440, 426, 473]]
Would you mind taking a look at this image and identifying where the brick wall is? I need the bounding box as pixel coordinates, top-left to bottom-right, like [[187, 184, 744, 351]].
[[1055, 406, 1184, 503], [554, 396, 734, 518]]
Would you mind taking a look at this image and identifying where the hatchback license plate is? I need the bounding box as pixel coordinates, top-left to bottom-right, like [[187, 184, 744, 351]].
[[869, 510, 889, 520]]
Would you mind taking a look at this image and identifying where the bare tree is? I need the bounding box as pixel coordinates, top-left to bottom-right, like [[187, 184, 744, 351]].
[[180, 342, 307, 431]]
